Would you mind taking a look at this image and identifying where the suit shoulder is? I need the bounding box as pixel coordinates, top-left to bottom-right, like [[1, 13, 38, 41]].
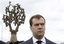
[[19, 38, 33, 44], [0, 41, 6, 44], [20, 40, 29, 44], [45, 38, 56, 44], [48, 40, 56, 44]]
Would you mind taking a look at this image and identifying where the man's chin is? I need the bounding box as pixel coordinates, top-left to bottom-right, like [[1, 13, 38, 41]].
[[37, 35, 44, 39], [37, 32, 44, 36], [38, 33, 44, 36]]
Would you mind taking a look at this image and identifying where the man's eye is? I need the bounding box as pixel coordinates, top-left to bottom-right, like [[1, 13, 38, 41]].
[[41, 23, 45, 25], [34, 24, 39, 26], [34, 23, 45, 26]]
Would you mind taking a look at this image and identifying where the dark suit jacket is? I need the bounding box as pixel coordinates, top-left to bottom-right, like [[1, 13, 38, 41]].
[[20, 37, 56, 44], [0, 41, 6, 44]]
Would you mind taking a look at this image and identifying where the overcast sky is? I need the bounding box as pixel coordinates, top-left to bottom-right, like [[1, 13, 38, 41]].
[[0, 0, 64, 43]]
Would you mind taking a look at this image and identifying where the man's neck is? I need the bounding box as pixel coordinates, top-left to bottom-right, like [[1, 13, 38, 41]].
[[32, 36, 46, 44], [34, 35, 44, 40]]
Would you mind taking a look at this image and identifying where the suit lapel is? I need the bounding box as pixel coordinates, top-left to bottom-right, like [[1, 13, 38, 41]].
[[45, 38, 50, 44]]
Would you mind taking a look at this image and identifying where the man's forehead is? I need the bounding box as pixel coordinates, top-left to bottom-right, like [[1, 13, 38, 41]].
[[32, 17, 44, 21], [32, 18, 45, 23]]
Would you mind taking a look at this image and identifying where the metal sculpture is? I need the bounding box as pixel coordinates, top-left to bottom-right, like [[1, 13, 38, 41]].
[[2, 1, 26, 43]]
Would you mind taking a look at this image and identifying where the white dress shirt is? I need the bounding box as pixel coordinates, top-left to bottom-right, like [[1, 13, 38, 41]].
[[32, 36, 46, 44]]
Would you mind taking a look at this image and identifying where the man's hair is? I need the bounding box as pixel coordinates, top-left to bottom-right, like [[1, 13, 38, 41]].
[[29, 14, 45, 26]]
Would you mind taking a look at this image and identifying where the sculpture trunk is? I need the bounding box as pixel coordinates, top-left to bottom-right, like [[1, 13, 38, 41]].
[[9, 23, 19, 42], [10, 33, 17, 42]]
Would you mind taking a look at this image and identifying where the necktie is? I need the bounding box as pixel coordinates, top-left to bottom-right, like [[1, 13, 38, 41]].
[[36, 41, 42, 44]]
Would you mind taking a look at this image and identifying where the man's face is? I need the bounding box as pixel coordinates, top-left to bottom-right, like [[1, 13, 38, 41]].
[[30, 17, 45, 39]]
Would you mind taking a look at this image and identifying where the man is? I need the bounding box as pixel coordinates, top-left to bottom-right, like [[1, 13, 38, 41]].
[[0, 40, 6, 44], [20, 14, 56, 44]]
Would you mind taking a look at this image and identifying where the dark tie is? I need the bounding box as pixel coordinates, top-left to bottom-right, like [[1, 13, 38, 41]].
[[36, 41, 42, 44]]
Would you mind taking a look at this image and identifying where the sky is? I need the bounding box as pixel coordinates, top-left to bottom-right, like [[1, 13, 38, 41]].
[[0, 0, 64, 44]]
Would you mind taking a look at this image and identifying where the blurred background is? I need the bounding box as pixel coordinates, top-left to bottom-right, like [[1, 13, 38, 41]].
[[0, 0, 64, 44]]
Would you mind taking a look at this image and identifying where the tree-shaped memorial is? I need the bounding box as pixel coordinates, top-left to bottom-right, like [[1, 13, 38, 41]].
[[2, 1, 26, 43]]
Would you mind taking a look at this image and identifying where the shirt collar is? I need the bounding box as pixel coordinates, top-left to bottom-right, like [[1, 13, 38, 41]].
[[32, 36, 46, 44]]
